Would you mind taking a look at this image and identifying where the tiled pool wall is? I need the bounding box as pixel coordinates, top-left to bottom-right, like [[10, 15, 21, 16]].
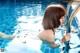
[[0, 0, 48, 48], [0, 2, 44, 34]]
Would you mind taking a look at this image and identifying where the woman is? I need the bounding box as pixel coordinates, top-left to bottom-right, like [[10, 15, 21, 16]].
[[38, 4, 71, 53]]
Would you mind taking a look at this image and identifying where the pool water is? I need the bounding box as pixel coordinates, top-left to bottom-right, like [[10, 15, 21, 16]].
[[0, 1, 80, 53]]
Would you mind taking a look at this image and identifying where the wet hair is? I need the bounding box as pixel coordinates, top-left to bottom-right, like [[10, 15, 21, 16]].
[[42, 4, 66, 31]]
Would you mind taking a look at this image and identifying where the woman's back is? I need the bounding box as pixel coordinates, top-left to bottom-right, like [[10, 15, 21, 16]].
[[38, 30, 54, 43], [38, 30, 61, 53]]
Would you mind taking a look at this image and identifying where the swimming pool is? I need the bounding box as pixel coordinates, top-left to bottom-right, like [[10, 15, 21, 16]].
[[0, 1, 80, 53], [0, 1, 46, 52]]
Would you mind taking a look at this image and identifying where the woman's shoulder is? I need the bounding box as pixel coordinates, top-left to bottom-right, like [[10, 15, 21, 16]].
[[38, 29, 54, 41], [39, 29, 54, 35], [44, 30, 54, 33]]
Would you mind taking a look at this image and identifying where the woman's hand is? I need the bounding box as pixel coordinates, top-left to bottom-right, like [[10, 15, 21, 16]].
[[61, 33, 71, 43]]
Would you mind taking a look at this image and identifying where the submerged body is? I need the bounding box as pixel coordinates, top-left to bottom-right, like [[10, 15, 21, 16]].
[[38, 4, 71, 53]]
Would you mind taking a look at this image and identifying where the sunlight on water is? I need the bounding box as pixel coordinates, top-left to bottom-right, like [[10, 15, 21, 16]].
[[76, 10, 80, 23], [13, 4, 43, 36], [72, 5, 77, 9], [3, 4, 44, 53], [14, 15, 43, 35]]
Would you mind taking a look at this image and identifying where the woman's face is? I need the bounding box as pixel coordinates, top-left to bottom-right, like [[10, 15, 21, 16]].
[[60, 17, 64, 25]]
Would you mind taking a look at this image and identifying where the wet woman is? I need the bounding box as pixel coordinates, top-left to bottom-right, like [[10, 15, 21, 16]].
[[38, 4, 71, 53]]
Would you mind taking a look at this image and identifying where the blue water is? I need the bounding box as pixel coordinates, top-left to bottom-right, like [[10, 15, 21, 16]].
[[0, 2, 80, 53], [0, 2, 45, 52]]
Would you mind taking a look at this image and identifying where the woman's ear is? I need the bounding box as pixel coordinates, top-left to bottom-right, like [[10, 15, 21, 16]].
[[60, 17, 64, 25]]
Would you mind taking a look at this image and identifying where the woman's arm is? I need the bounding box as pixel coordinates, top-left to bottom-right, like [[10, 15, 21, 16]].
[[38, 30, 60, 48], [50, 40, 62, 48], [50, 33, 71, 48], [61, 33, 71, 42], [0, 32, 15, 40], [38, 30, 71, 48]]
